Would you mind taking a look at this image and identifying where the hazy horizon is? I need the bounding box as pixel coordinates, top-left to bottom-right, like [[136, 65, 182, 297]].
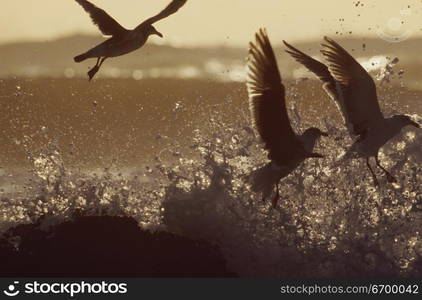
[[2, 0, 422, 46]]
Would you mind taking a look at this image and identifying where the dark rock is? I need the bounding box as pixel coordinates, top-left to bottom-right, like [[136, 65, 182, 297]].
[[0, 216, 235, 277]]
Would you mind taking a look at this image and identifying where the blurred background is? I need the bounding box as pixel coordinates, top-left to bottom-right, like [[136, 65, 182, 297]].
[[1, 0, 422, 86]]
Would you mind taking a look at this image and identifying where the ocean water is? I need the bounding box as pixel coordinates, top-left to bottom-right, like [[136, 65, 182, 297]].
[[0, 78, 421, 277]]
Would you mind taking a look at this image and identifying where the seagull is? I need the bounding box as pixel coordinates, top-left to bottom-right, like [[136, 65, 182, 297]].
[[73, 0, 187, 81], [283, 37, 420, 187], [247, 29, 328, 208]]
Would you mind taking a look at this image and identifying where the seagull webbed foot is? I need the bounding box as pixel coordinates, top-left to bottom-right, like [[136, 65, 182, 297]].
[[271, 193, 279, 208], [310, 153, 325, 158], [271, 184, 280, 208], [375, 155, 397, 184], [88, 65, 100, 81]]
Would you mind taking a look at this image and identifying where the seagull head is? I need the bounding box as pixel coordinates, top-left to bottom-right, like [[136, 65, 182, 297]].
[[148, 25, 163, 38], [392, 115, 420, 129]]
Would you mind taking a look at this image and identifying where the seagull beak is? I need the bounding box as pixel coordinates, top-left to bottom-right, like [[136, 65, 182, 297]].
[[410, 121, 420, 128], [155, 30, 163, 38]]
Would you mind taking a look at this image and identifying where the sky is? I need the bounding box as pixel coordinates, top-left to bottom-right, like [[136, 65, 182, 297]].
[[2, 0, 422, 46]]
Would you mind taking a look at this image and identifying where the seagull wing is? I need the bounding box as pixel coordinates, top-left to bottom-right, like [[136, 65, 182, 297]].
[[284, 40, 334, 84], [247, 29, 304, 164], [75, 0, 127, 36], [138, 0, 187, 27], [321, 37, 384, 136], [283, 41, 351, 132]]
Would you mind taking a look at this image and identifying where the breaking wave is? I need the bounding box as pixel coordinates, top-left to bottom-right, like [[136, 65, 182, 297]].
[[0, 82, 421, 277]]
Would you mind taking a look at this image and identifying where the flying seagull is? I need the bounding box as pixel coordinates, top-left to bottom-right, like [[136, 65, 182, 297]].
[[73, 0, 187, 81], [283, 37, 420, 187], [247, 29, 328, 208]]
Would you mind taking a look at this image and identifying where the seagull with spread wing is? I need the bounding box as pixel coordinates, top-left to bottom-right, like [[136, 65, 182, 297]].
[[247, 29, 328, 208], [73, 0, 187, 81], [283, 37, 420, 187]]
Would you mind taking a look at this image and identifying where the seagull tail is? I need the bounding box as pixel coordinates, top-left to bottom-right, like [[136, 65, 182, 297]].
[[74, 52, 90, 63], [248, 163, 280, 198]]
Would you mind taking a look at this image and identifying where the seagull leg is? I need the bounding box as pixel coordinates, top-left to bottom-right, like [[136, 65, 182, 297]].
[[375, 154, 397, 183], [88, 57, 103, 81], [366, 157, 379, 187], [271, 183, 280, 208], [98, 57, 107, 68], [309, 153, 325, 158]]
